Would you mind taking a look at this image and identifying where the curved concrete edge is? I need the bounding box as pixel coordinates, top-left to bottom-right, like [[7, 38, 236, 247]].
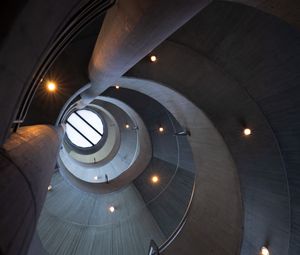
[[58, 97, 151, 193], [64, 104, 121, 165], [116, 77, 243, 255], [0, 125, 62, 255]]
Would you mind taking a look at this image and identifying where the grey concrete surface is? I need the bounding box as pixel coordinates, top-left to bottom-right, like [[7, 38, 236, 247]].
[[224, 0, 300, 30], [38, 172, 165, 255], [1, 1, 299, 255], [104, 87, 196, 238], [115, 77, 243, 255], [126, 2, 300, 254], [0, 125, 62, 255], [27, 232, 48, 255], [80, 0, 211, 105], [59, 96, 152, 193], [0, 0, 100, 146]]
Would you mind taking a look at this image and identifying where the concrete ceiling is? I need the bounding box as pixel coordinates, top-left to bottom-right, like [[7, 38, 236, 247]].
[[127, 2, 300, 254], [0, 1, 300, 255]]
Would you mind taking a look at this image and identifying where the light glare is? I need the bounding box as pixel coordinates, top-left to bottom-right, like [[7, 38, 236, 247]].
[[243, 128, 252, 136], [47, 81, 56, 92], [261, 247, 269, 255], [150, 55, 157, 62], [109, 206, 115, 213], [152, 175, 159, 183]]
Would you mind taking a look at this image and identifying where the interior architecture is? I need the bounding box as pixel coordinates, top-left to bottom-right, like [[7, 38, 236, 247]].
[[0, 1, 299, 255]]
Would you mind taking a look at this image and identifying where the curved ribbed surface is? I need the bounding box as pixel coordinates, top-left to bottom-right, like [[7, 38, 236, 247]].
[[38, 172, 165, 255]]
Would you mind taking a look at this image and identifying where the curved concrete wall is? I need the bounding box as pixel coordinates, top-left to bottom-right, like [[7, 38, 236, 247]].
[[114, 77, 243, 255], [0, 125, 62, 255], [59, 97, 152, 193], [0, 0, 108, 145], [103, 87, 196, 238], [38, 172, 165, 255], [127, 2, 300, 254]]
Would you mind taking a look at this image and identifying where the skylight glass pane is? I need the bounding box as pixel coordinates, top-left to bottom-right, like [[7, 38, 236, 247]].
[[66, 123, 92, 148], [65, 110, 103, 148], [77, 110, 104, 134], [68, 114, 101, 144]]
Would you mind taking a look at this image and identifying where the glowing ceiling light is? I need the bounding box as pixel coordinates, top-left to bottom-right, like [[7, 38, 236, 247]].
[[151, 175, 159, 184], [115, 85, 120, 89], [46, 81, 57, 92], [125, 124, 130, 129], [150, 55, 157, 62], [159, 127, 164, 133], [243, 128, 252, 136], [261, 246, 269, 255], [109, 206, 115, 213]]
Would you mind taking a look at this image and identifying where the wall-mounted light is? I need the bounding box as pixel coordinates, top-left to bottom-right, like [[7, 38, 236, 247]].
[[158, 126, 164, 133], [94, 176, 99, 180], [125, 124, 130, 129], [109, 206, 115, 213], [48, 185, 52, 191], [151, 175, 159, 184], [150, 55, 157, 62], [46, 81, 57, 92], [115, 85, 120, 89], [243, 128, 252, 136], [260, 246, 269, 255]]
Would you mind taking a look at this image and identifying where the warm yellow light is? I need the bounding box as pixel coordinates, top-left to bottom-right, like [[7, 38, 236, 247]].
[[261, 247, 269, 255], [48, 185, 52, 191], [150, 55, 157, 62], [109, 206, 115, 213], [125, 124, 130, 129], [115, 85, 120, 89], [159, 127, 164, 133], [243, 128, 252, 136], [151, 175, 159, 183], [47, 81, 57, 92]]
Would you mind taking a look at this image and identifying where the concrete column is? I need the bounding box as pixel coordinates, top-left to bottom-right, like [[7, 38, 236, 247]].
[[80, 0, 211, 106], [0, 125, 63, 255]]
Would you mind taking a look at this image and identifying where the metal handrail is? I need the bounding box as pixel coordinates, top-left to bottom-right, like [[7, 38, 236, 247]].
[[13, 0, 115, 131]]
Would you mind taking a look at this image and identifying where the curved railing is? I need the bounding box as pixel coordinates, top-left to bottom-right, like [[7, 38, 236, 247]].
[[13, 0, 115, 131]]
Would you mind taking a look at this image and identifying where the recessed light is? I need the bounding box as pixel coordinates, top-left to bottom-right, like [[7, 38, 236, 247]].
[[46, 81, 57, 92], [151, 175, 159, 184], [261, 246, 269, 255], [243, 128, 252, 136], [150, 55, 157, 62], [109, 206, 115, 213]]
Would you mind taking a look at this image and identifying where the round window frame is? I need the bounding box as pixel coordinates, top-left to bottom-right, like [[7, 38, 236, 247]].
[[64, 107, 108, 155]]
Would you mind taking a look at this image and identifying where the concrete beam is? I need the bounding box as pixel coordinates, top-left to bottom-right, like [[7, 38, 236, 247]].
[[0, 125, 62, 255], [80, 0, 211, 106]]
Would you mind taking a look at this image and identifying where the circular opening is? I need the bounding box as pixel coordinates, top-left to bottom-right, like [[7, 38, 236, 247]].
[[66, 109, 104, 148]]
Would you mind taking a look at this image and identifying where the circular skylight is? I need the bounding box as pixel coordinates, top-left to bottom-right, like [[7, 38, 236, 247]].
[[65, 109, 104, 148]]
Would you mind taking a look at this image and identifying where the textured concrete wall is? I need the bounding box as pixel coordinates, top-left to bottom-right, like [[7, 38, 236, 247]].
[[113, 78, 243, 255], [0, 0, 99, 145], [127, 2, 300, 254], [38, 172, 165, 255], [0, 125, 62, 255], [104, 87, 195, 239]]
